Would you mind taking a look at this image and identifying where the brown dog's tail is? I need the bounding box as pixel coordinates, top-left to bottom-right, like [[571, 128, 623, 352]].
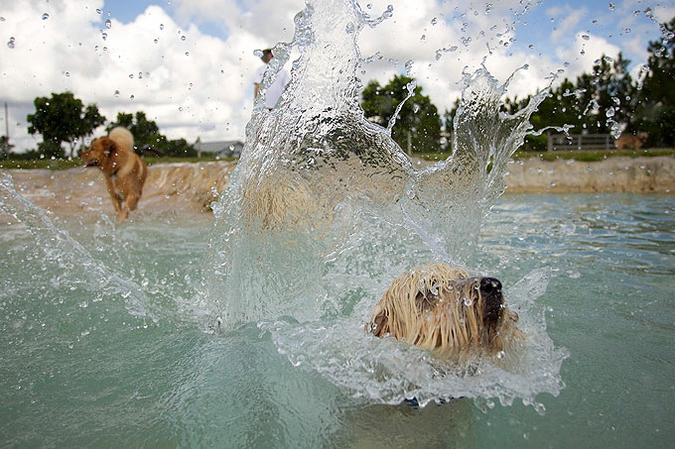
[[108, 127, 135, 153]]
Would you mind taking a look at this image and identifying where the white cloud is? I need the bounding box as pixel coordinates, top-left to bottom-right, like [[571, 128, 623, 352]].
[[547, 5, 588, 44], [0, 1, 271, 151], [0, 0, 669, 153]]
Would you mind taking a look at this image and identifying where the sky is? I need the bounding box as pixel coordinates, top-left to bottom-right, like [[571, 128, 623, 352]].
[[1, 0, 673, 153]]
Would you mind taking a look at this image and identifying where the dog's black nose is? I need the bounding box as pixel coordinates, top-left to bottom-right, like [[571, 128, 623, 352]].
[[480, 277, 502, 295], [480, 277, 503, 326]]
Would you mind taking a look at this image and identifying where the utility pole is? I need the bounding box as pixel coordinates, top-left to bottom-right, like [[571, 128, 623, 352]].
[[3, 102, 8, 140]]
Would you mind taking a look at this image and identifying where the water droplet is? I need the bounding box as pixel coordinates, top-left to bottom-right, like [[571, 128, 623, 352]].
[[159, 24, 164, 30], [581, 34, 590, 41], [7, 37, 15, 49], [64, 71, 70, 77], [609, 3, 615, 11], [105, 19, 112, 29], [129, 73, 134, 79], [383, 5, 393, 19], [463, 297, 473, 307], [533, 402, 546, 414], [114, 90, 120, 97], [101, 32, 107, 41], [42, 13, 49, 20], [96, 9, 102, 15], [181, 35, 187, 41], [129, 94, 135, 101]]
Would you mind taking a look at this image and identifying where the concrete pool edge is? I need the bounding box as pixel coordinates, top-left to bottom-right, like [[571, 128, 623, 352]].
[[4, 156, 673, 217]]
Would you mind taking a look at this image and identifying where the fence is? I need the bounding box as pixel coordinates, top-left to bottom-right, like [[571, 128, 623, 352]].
[[546, 133, 613, 151]]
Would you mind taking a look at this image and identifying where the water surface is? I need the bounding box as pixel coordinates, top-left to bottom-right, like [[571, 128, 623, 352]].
[[1, 193, 672, 447]]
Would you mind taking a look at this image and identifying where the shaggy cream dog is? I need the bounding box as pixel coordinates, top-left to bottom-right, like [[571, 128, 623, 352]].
[[367, 263, 521, 360]]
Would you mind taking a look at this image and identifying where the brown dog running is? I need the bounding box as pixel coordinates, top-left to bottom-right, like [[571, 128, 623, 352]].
[[81, 127, 147, 221], [615, 132, 648, 151], [367, 263, 521, 362]]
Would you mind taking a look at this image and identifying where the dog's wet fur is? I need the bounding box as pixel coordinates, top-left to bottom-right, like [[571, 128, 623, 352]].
[[368, 263, 521, 360], [81, 127, 147, 221]]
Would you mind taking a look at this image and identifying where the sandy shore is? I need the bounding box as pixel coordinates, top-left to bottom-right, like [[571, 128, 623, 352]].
[[3, 156, 673, 219], [503, 156, 674, 194]]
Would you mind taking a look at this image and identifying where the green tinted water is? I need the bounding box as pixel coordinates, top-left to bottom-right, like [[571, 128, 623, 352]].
[[1, 193, 672, 447]]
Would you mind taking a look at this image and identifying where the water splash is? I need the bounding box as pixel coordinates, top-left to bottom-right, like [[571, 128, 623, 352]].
[[205, 0, 565, 408], [0, 172, 154, 321]]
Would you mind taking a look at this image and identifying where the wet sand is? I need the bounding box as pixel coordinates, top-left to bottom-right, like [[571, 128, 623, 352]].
[[3, 156, 673, 219]]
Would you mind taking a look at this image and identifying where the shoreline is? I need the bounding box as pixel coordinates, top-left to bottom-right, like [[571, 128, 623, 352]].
[[3, 156, 673, 218], [502, 155, 674, 194]]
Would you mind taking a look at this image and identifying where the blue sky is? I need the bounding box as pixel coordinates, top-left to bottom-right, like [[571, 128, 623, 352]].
[[2, 0, 673, 152]]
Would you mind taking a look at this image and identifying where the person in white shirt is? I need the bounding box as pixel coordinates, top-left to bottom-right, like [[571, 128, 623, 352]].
[[253, 49, 291, 110]]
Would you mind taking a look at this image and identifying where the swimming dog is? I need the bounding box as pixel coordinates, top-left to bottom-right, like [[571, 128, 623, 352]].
[[367, 263, 521, 361]]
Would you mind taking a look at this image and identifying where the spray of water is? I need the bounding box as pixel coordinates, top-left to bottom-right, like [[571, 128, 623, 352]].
[[205, 0, 567, 408], [0, 172, 155, 321]]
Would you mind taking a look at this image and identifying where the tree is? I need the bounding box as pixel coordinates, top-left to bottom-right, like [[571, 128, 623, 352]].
[[636, 17, 675, 147], [108, 111, 196, 157], [108, 111, 161, 149], [361, 75, 442, 153], [496, 53, 637, 151], [161, 138, 197, 157], [581, 53, 635, 135], [80, 105, 106, 151], [27, 92, 105, 158], [0, 135, 13, 159]]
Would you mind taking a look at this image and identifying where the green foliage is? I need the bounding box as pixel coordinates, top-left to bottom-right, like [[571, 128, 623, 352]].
[[361, 74, 442, 153], [26, 92, 105, 158], [108, 112, 162, 149], [0, 135, 13, 159], [504, 23, 675, 152], [634, 17, 675, 148], [108, 111, 196, 157], [159, 138, 197, 157]]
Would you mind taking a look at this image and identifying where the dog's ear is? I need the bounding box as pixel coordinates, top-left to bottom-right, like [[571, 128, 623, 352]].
[[102, 138, 116, 156], [415, 290, 438, 313], [369, 311, 388, 337]]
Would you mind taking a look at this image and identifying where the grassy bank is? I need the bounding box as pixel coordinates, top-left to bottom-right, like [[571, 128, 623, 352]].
[[0, 155, 232, 170], [1, 149, 673, 170], [417, 148, 675, 162]]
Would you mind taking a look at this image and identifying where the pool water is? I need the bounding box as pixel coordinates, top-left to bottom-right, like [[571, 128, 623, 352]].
[[1, 192, 672, 447]]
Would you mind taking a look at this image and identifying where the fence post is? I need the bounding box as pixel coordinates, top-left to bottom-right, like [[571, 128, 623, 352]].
[[547, 131, 552, 152]]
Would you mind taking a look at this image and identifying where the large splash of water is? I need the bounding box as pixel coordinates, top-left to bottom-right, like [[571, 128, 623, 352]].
[[205, 0, 566, 408]]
